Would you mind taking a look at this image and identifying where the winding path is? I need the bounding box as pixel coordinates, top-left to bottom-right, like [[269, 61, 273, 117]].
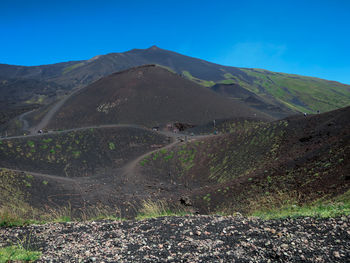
[[16, 86, 85, 135], [3, 89, 213, 211], [32, 87, 87, 134]]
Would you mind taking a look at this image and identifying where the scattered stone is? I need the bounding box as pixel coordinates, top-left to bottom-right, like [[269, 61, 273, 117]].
[[0, 215, 349, 262]]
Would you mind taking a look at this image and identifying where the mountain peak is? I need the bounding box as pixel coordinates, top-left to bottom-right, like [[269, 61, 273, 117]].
[[148, 45, 160, 50]]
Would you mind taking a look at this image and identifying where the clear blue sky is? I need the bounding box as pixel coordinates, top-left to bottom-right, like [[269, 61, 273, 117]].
[[1, 0, 350, 84]]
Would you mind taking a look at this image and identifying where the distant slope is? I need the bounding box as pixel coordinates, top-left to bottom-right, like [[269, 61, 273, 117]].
[[46, 65, 271, 129], [210, 83, 293, 118], [1, 46, 349, 114], [139, 106, 350, 215], [235, 68, 350, 113], [0, 78, 65, 107]]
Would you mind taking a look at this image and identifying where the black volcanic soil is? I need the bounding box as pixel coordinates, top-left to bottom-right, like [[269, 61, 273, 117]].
[[140, 106, 350, 214], [0, 126, 170, 216], [0, 126, 168, 177], [0, 107, 349, 219], [211, 83, 294, 118], [46, 65, 272, 130], [1, 215, 349, 262], [0, 104, 39, 134]]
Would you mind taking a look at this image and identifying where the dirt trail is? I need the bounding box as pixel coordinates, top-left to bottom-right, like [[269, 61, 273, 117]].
[[1, 123, 149, 140], [18, 110, 34, 131], [121, 132, 210, 178], [16, 86, 85, 135], [118, 132, 212, 201], [1, 167, 76, 182], [32, 87, 87, 134]]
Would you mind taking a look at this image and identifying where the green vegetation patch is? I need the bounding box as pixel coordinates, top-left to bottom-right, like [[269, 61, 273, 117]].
[[0, 127, 167, 177], [182, 70, 215, 87], [239, 68, 350, 113], [0, 246, 41, 262], [72, 151, 81, 158], [136, 199, 191, 220], [108, 142, 116, 150], [42, 138, 52, 143], [63, 62, 84, 74], [27, 141, 35, 148], [252, 200, 350, 219]]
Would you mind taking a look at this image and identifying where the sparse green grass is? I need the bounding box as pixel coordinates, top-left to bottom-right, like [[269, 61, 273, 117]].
[[250, 189, 350, 219], [42, 138, 52, 143], [0, 246, 41, 263], [63, 62, 84, 74], [108, 142, 116, 150], [252, 201, 350, 219], [136, 200, 191, 220], [0, 209, 39, 227], [0, 203, 124, 227], [238, 68, 350, 113], [0, 128, 166, 177], [182, 70, 215, 87], [27, 141, 35, 148]]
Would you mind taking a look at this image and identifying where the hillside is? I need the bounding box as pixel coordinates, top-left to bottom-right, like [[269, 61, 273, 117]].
[[210, 83, 292, 118], [139, 106, 350, 215], [1, 46, 349, 115], [0, 78, 66, 107], [0, 106, 349, 224], [46, 65, 271, 130], [0, 126, 168, 218], [0, 126, 167, 177]]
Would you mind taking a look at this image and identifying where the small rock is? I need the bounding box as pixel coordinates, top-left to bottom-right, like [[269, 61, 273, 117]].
[[281, 243, 289, 250], [333, 251, 341, 258]]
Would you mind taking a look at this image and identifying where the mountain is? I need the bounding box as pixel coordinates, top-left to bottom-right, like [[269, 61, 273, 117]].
[[46, 65, 271, 130], [1, 46, 349, 114]]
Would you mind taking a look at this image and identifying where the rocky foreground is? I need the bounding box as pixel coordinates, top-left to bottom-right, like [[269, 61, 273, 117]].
[[1, 215, 349, 262]]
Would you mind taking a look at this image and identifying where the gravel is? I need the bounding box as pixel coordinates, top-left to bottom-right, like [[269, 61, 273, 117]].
[[1, 215, 349, 262]]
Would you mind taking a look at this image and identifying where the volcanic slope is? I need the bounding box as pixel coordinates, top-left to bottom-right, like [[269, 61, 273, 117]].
[[210, 83, 290, 119], [139, 106, 350, 215], [0, 126, 168, 177], [2, 46, 350, 114], [46, 65, 272, 130], [0, 126, 169, 218]]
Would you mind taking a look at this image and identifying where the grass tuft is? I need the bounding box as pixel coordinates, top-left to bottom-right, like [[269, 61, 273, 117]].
[[136, 199, 191, 220], [252, 201, 350, 219], [250, 190, 350, 219], [0, 207, 41, 227], [0, 246, 41, 262]]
